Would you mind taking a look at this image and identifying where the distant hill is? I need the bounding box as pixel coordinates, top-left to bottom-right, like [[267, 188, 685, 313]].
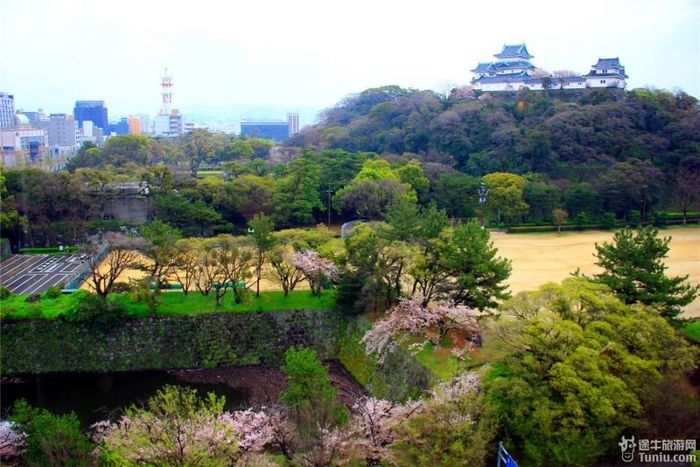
[[289, 85, 699, 184]]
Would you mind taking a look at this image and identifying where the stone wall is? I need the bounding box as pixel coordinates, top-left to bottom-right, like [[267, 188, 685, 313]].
[[1, 309, 340, 374]]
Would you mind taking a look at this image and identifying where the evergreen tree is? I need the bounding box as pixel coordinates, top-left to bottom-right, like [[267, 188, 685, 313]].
[[593, 226, 698, 321]]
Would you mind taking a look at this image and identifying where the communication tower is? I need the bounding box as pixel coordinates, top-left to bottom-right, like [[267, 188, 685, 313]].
[[159, 68, 173, 115]]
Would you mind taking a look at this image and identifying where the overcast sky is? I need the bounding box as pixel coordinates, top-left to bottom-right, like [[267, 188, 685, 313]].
[[1, 0, 698, 126]]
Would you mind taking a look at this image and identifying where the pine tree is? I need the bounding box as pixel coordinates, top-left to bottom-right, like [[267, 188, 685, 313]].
[[593, 226, 698, 321]]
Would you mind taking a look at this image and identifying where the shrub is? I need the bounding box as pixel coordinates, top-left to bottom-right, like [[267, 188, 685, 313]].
[[45, 286, 63, 299], [653, 212, 668, 227], [65, 293, 126, 326], [601, 212, 617, 230], [26, 303, 43, 319], [0, 286, 11, 299], [9, 399, 93, 466], [281, 347, 348, 437], [628, 209, 641, 225]]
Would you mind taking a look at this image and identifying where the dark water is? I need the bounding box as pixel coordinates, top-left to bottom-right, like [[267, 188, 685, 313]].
[[0, 370, 249, 428]]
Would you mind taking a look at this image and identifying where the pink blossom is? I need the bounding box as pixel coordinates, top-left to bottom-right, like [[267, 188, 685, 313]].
[[361, 296, 480, 362], [292, 249, 338, 295], [0, 421, 26, 460], [430, 372, 481, 405]]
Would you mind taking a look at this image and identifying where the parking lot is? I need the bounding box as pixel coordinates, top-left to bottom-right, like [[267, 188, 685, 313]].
[[0, 254, 89, 294]]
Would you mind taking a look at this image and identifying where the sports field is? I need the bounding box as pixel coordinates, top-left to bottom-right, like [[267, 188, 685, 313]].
[[491, 227, 700, 317], [0, 254, 88, 294]]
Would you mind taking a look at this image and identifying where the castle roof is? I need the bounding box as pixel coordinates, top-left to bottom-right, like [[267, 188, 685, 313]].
[[592, 57, 623, 68], [493, 61, 535, 70], [472, 71, 531, 84], [494, 43, 533, 60], [471, 62, 496, 73]]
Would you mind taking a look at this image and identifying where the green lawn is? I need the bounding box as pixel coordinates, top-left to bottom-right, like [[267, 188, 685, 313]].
[[682, 320, 700, 343], [1, 289, 336, 319], [197, 170, 224, 179]]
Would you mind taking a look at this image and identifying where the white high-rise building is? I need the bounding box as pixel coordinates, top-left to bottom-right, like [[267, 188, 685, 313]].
[[0, 92, 15, 129], [287, 112, 300, 136]]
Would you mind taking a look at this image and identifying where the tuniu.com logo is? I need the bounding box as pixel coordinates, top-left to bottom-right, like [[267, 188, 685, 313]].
[[619, 435, 697, 463], [619, 435, 636, 463]]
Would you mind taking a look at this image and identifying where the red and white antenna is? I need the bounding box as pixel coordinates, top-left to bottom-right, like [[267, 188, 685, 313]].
[[159, 68, 173, 115]]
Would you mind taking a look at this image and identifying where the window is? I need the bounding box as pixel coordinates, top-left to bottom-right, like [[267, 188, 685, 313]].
[[600, 80, 606, 84]]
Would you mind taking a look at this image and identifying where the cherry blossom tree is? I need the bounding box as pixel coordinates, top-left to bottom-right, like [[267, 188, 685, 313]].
[[0, 420, 26, 462], [230, 408, 275, 454], [361, 296, 480, 362], [348, 397, 422, 463], [97, 385, 240, 465], [292, 250, 338, 296]]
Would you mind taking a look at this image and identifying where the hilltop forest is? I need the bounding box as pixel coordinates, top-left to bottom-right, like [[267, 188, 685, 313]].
[[1, 87, 699, 249]]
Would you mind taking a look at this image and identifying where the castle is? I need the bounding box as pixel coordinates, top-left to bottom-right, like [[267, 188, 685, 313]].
[[471, 44, 628, 92]]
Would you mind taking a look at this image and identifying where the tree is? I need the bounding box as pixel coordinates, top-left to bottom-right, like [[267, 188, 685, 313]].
[[397, 161, 430, 201], [485, 278, 694, 466], [435, 222, 512, 310], [593, 226, 699, 320], [273, 156, 322, 226], [429, 173, 480, 218], [171, 239, 199, 294], [138, 220, 181, 287], [0, 420, 26, 462], [180, 129, 220, 177], [280, 347, 349, 438], [675, 156, 700, 224], [154, 192, 223, 237], [390, 373, 495, 466], [361, 296, 480, 363], [84, 232, 145, 299], [269, 246, 305, 296], [98, 385, 239, 465], [10, 399, 93, 466], [336, 178, 415, 220], [210, 235, 253, 304], [248, 213, 277, 296], [552, 208, 569, 233], [292, 250, 338, 296], [482, 172, 529, 223]]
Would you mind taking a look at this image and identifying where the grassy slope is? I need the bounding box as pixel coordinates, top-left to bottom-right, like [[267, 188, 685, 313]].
[[1, 289, 336, 319], [682, 320, 700, 343]]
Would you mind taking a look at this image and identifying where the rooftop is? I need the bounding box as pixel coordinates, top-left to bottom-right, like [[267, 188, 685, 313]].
[[494, 43, 534, 60]]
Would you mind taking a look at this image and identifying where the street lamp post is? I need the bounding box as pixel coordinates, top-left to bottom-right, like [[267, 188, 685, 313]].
[[326, 184, 333, 229], [478, 182, 489, 226]]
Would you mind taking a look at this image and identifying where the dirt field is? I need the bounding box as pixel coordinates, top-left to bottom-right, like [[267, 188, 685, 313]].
[[491, 227, 700, 318], [85, 227, 699, 317], [81, 252, 310, 293]]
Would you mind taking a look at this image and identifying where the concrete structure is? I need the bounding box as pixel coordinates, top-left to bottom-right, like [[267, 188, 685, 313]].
[[74, 100, 108, 129], [287, 112, 300, 136], [240, 120, 289, 142], [137, 114, 151, 135], [0, 126, 49, 167], [87, 181, 152, 224], [0, 93, 15, 128], [153, 111, 183, 137], [105, 117, 129, 135], [127, 115, 141, 134], [41, 114, 80, 155], [471, 44, 627, 92], [21, 109, 49, 127]]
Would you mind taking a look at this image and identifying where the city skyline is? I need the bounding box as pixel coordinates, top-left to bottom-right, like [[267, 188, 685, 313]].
[[0, 0, 698, 125]]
